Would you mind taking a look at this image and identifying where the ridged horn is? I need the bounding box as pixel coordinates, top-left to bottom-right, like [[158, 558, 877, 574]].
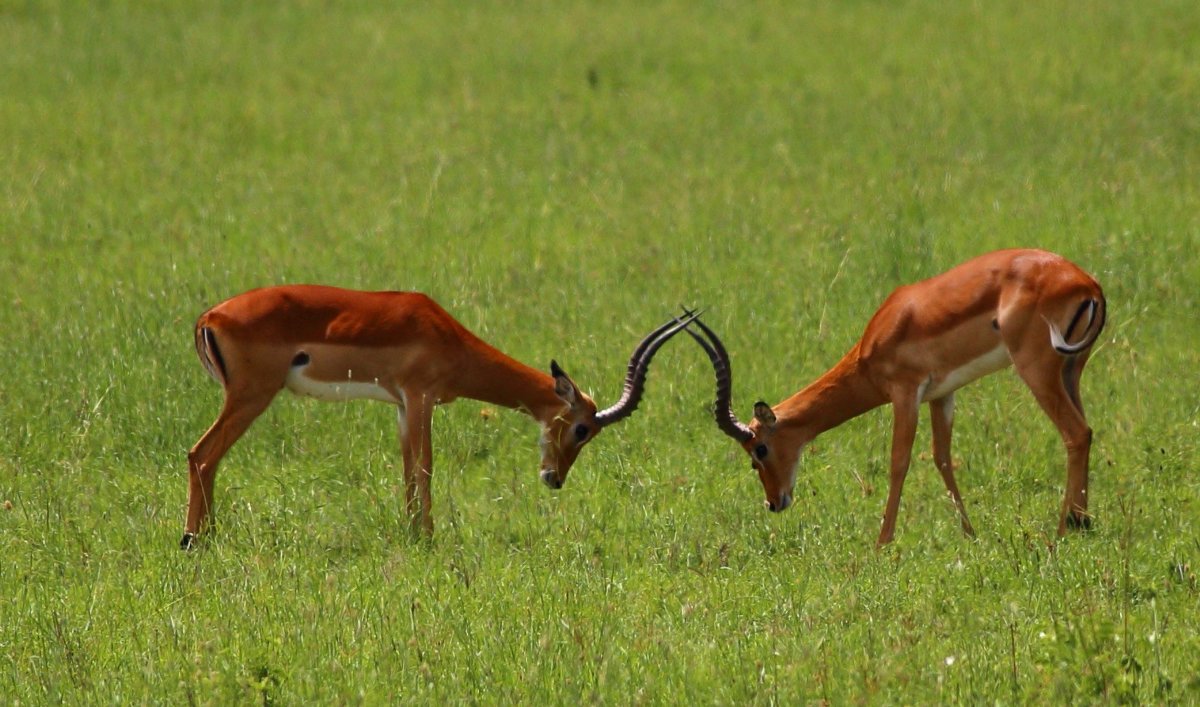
[[594, 309, 701, 427], [681, 315, 754, 443]]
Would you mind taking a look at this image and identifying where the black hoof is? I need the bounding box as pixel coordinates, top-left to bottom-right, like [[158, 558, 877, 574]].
[[1066, 512, 1093, 531], [180, 532, 197, 550]]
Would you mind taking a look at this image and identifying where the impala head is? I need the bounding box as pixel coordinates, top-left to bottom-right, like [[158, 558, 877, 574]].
[[536, 311, 699, 491], [742, 401, 805, 513], [684, 316, 802, 513], [538, 361, 600, 490]]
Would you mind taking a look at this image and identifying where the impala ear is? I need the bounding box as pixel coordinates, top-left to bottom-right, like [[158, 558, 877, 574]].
[[753, 401, 777, 427], [550, 360, 580, 407]]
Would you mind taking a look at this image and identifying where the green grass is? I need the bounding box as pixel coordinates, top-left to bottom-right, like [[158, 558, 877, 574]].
[[3, 0, 1199, 702]]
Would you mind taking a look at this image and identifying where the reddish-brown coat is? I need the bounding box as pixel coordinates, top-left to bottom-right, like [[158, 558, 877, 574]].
[[704, 249, 1105, 547], [182, 286, 691, 547]]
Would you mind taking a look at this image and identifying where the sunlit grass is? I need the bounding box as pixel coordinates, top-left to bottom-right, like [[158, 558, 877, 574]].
[[2, 0, 1198, 702]]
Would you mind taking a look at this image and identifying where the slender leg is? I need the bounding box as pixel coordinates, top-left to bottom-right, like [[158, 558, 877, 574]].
[[184, 388, 278, 548], [1008, 345, 1093, 535], [402, 391, 436, 537], [877, 388, 920, 548], [929, 394, 975, 537], [1059, 351, 1094, 528], [1061, 352, 1089, 416], [395, 403, 418, 529]]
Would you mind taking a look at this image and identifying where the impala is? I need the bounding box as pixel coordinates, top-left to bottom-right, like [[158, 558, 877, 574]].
[[184, 285, 696, 549], [687, 249, 1106, 547]]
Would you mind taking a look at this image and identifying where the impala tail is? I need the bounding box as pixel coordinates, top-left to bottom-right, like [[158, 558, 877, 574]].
[[1048, 295, 1107, 355], [194, 320, 228, 386]]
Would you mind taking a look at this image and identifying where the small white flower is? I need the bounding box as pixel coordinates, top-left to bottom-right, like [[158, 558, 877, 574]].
[[945, 656, 956, 666]]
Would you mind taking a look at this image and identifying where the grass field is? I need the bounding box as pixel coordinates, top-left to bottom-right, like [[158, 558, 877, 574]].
[[3, 0, 1199, 702]]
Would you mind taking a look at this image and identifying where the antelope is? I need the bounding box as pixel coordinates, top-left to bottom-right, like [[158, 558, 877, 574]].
[[184, 285, 696, 549], [686, 249, 1106, 547]]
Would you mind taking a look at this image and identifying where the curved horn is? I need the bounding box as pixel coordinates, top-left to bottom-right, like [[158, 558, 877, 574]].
[[682, 316, 754, 443], [594, 310, 700, 427]]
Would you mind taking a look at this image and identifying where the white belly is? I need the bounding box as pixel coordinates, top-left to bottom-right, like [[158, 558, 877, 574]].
[[285, 369, 401, 404], [921, 345, 1011, 401]]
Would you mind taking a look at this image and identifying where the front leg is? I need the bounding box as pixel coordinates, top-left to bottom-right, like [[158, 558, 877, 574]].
[[401, 391, 436, 537], [929, 394, 975, 538], [877, 388, 920, 548], [395, 404, 417, 532]]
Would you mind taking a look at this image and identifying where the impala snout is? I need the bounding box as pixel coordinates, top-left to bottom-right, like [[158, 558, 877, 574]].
[[540, 468, 564, 490], [765, 492, 793, 513]]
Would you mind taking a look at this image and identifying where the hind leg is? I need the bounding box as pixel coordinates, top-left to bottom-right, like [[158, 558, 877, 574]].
[[1058, 350, 1094, 528], [184, 386, 279, 548], [876, 386, 921, 548], [1007, 343, 1093, 535]]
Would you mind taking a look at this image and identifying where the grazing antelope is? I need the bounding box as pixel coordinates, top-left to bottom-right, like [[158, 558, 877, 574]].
[[687, 249, 1106, 547], [184, 285, 696, 549]]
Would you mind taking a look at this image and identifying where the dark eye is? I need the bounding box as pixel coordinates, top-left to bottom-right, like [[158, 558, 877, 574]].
[[574, 424, 590, 442], [754, 444, 768, 460]]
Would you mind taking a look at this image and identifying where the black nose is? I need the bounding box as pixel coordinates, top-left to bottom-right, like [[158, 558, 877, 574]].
[[764, 494, 792, 513]]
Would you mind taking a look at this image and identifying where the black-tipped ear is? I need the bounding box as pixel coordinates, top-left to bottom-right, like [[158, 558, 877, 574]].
[[753, 401, 777, 427], [550, 360, 579, 406]]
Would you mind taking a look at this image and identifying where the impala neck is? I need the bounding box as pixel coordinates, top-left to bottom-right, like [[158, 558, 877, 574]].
[[774, 344, 887, 439], [453, 334, 565, 423]]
